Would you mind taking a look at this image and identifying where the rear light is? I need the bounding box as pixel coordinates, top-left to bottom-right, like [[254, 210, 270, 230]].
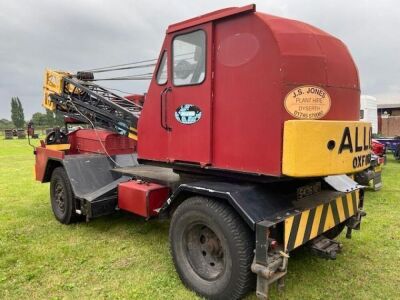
[[269, 239, 278, 250]]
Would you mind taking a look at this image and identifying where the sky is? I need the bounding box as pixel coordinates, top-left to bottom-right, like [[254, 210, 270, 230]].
[[0, 0, 399, 120]]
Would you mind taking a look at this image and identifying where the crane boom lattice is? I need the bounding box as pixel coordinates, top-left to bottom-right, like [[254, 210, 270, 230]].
[[43, 70, 142, 140]]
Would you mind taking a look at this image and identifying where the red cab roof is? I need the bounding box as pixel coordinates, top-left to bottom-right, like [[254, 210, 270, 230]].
[[167, 4, 256, 33]]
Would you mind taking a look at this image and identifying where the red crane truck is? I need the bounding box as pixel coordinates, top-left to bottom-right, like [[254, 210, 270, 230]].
[[35, 5, 371, 299]]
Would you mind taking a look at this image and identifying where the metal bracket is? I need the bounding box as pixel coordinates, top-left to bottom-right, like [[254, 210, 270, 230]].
[[251, 254, 288, 299], [345, 208, 367, 238], [252, 221, 289, 299], [324, 174, 362, 192]]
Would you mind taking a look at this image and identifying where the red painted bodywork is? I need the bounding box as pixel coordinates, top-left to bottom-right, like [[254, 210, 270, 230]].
[[167, 4, 256, 33], [64, 117, 82, 124], [117, 181, 170, 217], [125, 94, 145, 107], [68, 129, 136, 155], [137, 5, 360, 176], [35, 146, 65, 182], [35, 129, 135, 182]]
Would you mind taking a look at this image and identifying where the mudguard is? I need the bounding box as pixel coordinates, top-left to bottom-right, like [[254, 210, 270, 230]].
[[163, 176, 361, 231], [38, 152, 138, 201], [62, 154, 136, 200], [164, 181, 302, 230]]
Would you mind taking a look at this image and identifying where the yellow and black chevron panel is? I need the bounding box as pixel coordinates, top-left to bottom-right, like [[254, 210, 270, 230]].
[[284, 190, 359, 252], [128, 127, 138, 141]]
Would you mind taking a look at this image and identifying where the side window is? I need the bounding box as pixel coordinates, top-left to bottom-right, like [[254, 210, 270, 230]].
[[156, 51, 168, 85], [173, 30, 206, 86], [360, 110, 364, 119]]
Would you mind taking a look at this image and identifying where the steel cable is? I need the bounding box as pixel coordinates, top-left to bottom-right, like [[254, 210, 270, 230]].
[[81, 58, 158, 72]]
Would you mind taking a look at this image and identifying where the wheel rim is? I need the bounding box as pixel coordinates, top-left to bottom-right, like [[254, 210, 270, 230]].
[[184, 223, 226, 281], [54, 182, 65, 213]]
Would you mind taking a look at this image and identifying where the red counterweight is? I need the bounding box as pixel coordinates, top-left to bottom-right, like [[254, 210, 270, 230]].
[[117, 181, 170, 217], [68, 129, 136, 155]]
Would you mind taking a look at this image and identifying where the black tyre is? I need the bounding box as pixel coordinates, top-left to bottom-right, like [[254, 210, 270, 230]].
[[169, 197, 255, 300], [323, 222, 346, 240], [50, 167, 79, 224]]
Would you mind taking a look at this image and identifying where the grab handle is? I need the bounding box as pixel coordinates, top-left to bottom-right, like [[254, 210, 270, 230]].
[[160, 87, 172, 131]]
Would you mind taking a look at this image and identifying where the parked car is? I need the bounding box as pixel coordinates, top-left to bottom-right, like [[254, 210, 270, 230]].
[[375, 137, 400, 160], [371, 139, 386, 164]]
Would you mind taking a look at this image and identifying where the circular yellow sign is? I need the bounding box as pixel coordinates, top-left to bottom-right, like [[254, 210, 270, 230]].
[[284, 85, 331, 119]]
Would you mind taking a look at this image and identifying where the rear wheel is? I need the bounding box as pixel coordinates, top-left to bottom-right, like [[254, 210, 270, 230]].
[[169, 196, 254, 300], [50, 167, 79, 224]]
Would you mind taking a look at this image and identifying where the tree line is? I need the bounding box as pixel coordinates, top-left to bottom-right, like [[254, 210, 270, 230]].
[[0, 97, 64, 130]]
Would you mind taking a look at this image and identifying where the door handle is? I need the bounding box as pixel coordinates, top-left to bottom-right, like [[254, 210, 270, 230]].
[[160, 87, 172, 131]]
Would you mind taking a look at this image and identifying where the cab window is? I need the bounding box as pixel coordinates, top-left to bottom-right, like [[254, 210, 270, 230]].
[[156, 51, 168, 85], [172, 30, 206, 86]]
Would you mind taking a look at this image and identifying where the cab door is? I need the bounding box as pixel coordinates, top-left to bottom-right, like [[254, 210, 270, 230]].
[[163, 23, 213, 165]]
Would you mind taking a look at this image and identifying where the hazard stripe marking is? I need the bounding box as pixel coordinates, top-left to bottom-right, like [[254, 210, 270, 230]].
[[330, 200, 341, 225], [347, 195, 354, 216], [336, 197, 345, 222], [294, 210, 310, 249], [318, 203, 329, 236], [284, 190, 359, 252], [287, 214, 301, 252], [342, 195, 350, 219], [351, 192, 358, 214], [128, 132, 138, 140], [324, 204, 335, 232], [302, 207, 316, 244], [284, 216, 294, 250], [310, 205, 323, 240]]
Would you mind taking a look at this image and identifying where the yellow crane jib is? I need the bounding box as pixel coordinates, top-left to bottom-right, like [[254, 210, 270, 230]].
[[42, 70, 72, 111], [42, 69, 142, 141]]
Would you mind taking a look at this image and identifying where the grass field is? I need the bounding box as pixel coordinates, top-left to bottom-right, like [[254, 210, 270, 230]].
[[0, 139, 399, 299]]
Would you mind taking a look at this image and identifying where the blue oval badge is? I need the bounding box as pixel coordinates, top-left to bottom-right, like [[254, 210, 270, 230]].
[[175, 104, 202, 125]]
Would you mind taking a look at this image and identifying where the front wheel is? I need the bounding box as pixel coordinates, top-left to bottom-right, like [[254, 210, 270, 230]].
[[169, 197, 255, 300], [50, 167, 79, 224]]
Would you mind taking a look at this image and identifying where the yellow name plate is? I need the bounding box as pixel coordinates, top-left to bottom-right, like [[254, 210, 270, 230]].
[[282, 120, 372, 177]]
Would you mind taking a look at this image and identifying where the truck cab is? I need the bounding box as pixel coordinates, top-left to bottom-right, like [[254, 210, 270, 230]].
[[138, 4, 370, 179]]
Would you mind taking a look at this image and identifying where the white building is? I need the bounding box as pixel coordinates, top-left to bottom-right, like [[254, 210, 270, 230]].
[[360, 95, 378, 134]]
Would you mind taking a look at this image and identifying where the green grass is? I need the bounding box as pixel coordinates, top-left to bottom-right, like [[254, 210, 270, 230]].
[[0, 139, 399, 299]]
